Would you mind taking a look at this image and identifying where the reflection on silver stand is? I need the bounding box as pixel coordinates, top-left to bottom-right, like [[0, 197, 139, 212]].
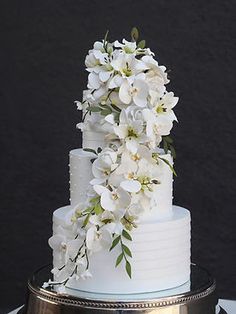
[[20, 264, 225, 313]]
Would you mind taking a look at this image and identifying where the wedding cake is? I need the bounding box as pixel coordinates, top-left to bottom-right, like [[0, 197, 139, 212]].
[[46, 28, 191, 295]]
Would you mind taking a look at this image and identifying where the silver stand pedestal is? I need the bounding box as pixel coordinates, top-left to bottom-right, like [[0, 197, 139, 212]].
[[22, 264, 221, 313]]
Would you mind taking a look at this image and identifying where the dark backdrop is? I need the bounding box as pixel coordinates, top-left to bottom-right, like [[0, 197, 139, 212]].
[[0, 0, 235, 312]]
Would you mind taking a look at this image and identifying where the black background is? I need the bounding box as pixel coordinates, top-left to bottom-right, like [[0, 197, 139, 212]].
[[0, 0, 235, 312]]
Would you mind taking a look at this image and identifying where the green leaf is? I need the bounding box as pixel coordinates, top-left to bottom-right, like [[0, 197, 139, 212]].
[[122, 244, 132, 258], [125, 260, 132, 278], [131, 27, 139, 42], [90, 196, 100, 204], [158, 157, 177, 177], [163, 139, 168, 154], [170, 144, 176, 159], [94, 203, 103, 215], [163, 136, 173, 144], [83, 148, 97, 155], [114, 112, 120, 123], [115, 253, 124, 267], [100, 104, 111, 110], [101, 108, 112, 116], [122, 229, 132, 241], [110, 236, 121, 251], [111, 103, 121, 112], [137, 40, 146, 49], [88, 106, 102, 112], [82, 213, 90, 228], [84, 206, 92, 214]]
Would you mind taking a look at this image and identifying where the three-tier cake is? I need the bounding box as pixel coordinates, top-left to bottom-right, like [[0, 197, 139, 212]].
[[47, 28, 191, 295]]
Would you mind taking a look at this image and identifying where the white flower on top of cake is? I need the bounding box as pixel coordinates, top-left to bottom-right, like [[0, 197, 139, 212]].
[[85, 41, 112, 73], [149, 91, 178, 121], [113, 109, 145, 154], [90, 148, 118, 185], [114, 39, 137, 54], [142, 55, 169, 98], [141, 91, 178, 148], [119, 74, 149, 107], [87, 72, 109, 101], [142, 110, 172, 148], [111, 53, 147, 80], [107, 145, 161, 200], [86, 224, 112, 252], [48, 226, 83, 267], [94, 184, 131, 213]]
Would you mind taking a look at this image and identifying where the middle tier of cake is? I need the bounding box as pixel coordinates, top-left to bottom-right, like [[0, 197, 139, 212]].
[[69, 148, 174, 221]]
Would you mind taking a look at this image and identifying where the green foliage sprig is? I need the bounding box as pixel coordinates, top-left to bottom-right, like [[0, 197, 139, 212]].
[[131, 27, 146, 49], [162, 135, 176, 159], [110, 229, 133, 278]]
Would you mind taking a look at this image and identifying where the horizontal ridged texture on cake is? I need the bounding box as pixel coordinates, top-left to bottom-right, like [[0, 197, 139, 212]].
[[52, 205, 191, 293]]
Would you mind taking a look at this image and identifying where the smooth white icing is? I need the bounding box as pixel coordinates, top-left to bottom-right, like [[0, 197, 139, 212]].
[[52, 205, 191, 294], [82, 130, 106, 150]]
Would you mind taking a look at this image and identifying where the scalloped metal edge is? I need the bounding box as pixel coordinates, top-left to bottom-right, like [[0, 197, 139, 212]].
[[28, 280, 216, 310]]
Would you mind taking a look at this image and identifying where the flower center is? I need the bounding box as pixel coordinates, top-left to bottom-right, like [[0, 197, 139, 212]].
[[156, 103, 167, 114], [61, 242, 67, 252], [112, 192, 119, 200], [138, 176, 153, 191], [130, 86, 138, 97], [131, 153, 140, 161], [103, 169, 110, 176], [127, 127, 138, 138], [127, 172, 135, 179], [122, 62, 132, 77]]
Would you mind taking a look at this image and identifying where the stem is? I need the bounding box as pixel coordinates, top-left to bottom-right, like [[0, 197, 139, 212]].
[[120, 237, 128, 262]]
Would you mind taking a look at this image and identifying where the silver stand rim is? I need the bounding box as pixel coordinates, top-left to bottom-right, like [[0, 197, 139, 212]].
[[23, 263, 220, 313]]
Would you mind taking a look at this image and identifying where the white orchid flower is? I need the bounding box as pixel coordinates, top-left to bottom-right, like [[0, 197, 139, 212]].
[[111, 53, 146, 79], [100, 210, 124, 235], [141, 55, 169, 85], [141, 55, 169, 98], [86, 225, 112, 252], [119, 76, 149, 107], [94, 185, 131, 212], [142, 108, 173, 147], [114, 39, 137, 54], [91, 148, 118, 185], [114, 109, 145, 153], [150, 91, 178, 122], [87, 72, 102, 89], [48, 227, 83, 265], [85, 41, 112, 74]]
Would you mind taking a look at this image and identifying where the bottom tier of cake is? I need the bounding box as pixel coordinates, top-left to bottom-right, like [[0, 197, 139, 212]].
[[52, 205, 191, 294]]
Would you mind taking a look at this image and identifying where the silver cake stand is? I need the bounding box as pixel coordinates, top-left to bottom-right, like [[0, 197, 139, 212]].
[[20, 264, 222, 314]]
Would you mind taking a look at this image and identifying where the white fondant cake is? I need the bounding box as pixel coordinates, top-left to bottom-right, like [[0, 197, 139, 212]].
[[47, 29, 191, 295]]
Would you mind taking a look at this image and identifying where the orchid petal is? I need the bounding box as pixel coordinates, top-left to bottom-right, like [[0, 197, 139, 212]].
[[120, 179, 142, 193]]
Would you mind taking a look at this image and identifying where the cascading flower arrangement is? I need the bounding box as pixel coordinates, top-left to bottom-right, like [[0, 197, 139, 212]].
[[45, 28, 178, 292]]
